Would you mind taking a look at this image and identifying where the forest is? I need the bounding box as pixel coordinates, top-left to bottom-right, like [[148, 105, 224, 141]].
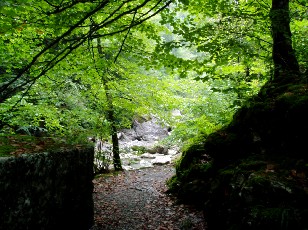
[[0, 0, 308, 229]]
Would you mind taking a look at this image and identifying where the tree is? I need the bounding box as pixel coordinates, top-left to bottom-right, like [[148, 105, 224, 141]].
[[0, 0, 172, 103], [270, 0, 300, 82], [95, 37, 122, 171]]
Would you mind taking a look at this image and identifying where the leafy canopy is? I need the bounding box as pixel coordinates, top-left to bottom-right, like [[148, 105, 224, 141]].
[[0, 0, 307, 146]]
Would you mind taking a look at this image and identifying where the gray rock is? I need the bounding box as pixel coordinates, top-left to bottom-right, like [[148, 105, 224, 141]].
[[122, 116, 169, 142], [168, 149, 178, 155], [140, 153, 156, 159], [139, 160, 154, 168], [151, 156, 171, 165]]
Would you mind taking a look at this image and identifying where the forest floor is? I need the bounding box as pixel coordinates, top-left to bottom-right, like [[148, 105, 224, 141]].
[[91, 164, 207, 230]]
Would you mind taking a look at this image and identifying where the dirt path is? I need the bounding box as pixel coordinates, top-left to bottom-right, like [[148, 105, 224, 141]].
[[91, 165, 206, 230]]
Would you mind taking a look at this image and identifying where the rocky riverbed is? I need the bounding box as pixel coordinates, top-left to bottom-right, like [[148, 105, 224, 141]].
[[93, 116, 181, 172]]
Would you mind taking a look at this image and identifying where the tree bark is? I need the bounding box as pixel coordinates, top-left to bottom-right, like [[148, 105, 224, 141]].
[[270, 0, 299, 82]]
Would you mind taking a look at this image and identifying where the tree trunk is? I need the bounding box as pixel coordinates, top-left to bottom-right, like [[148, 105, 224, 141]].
[[96, 38, 122, 171], [102, 79, 122, 171], [270, 0, 299, 82]]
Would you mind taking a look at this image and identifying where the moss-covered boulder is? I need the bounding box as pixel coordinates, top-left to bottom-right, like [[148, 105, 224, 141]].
[[203, 157, 308, 229], [168, 82, 308, 229]]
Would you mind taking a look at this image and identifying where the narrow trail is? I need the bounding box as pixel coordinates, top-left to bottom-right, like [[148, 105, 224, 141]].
[[91, 165, 207, 230]]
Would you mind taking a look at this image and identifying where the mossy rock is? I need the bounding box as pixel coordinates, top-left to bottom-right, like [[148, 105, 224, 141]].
[[146, 145, 167, 154], [176, 134, 207, 172], [237, 158, 267, 172], [166, 175, 180, 193], [170, 81, 308, 229], [131, 146, 147, 155], [243, 206, 308, 229], [167, 160, 215, 205], [204, 156, 308, 229], [0, 135, 89, 157]]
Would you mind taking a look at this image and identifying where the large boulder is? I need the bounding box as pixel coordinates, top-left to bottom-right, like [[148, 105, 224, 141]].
[[120, 116, 169, 142], [168, 82, 308, 229]]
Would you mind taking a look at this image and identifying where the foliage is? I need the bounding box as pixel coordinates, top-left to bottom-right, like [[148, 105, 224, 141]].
[[290, 6, 308, 73], [156, 0, 273, 80], [0, 0, 307, 153], [94, 149, 113, 175], [0, 0, 172, 103]]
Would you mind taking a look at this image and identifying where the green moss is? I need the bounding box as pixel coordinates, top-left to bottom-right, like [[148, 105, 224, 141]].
[[238, 158, 267, 171], [251, 206, 282, 223], [248, 173, 270, 187], [197, 161, 213, 172], [0, 144, 14, 157], [0, 135, 88, 157], [181, 134, 206, 153], [177, 137, 206, 171], [219, 168, 236, 176], [277, 91, 308, 107], [166, 175, 180, 192], [250, 206, 300, 228], [0, 136, 16, 157], [131, 146, 146, 155], [0, 151, 12, 157]]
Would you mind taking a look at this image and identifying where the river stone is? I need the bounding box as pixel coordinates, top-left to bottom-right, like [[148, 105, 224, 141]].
[[139, 160, 154, 168], [168, 149, 178, 155], [122, 165, 134, 170], [140, 153, 156, 159], [152, 156, 171, 165]]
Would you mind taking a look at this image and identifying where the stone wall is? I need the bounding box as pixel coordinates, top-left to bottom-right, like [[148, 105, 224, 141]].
[[0, 147, 94, 230]]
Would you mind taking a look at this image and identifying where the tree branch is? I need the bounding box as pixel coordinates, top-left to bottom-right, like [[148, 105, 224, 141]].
[[114, 10, 137, 63]]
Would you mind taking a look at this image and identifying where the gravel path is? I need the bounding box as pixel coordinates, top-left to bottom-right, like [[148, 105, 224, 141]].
[[91, 165, 207, 230]]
